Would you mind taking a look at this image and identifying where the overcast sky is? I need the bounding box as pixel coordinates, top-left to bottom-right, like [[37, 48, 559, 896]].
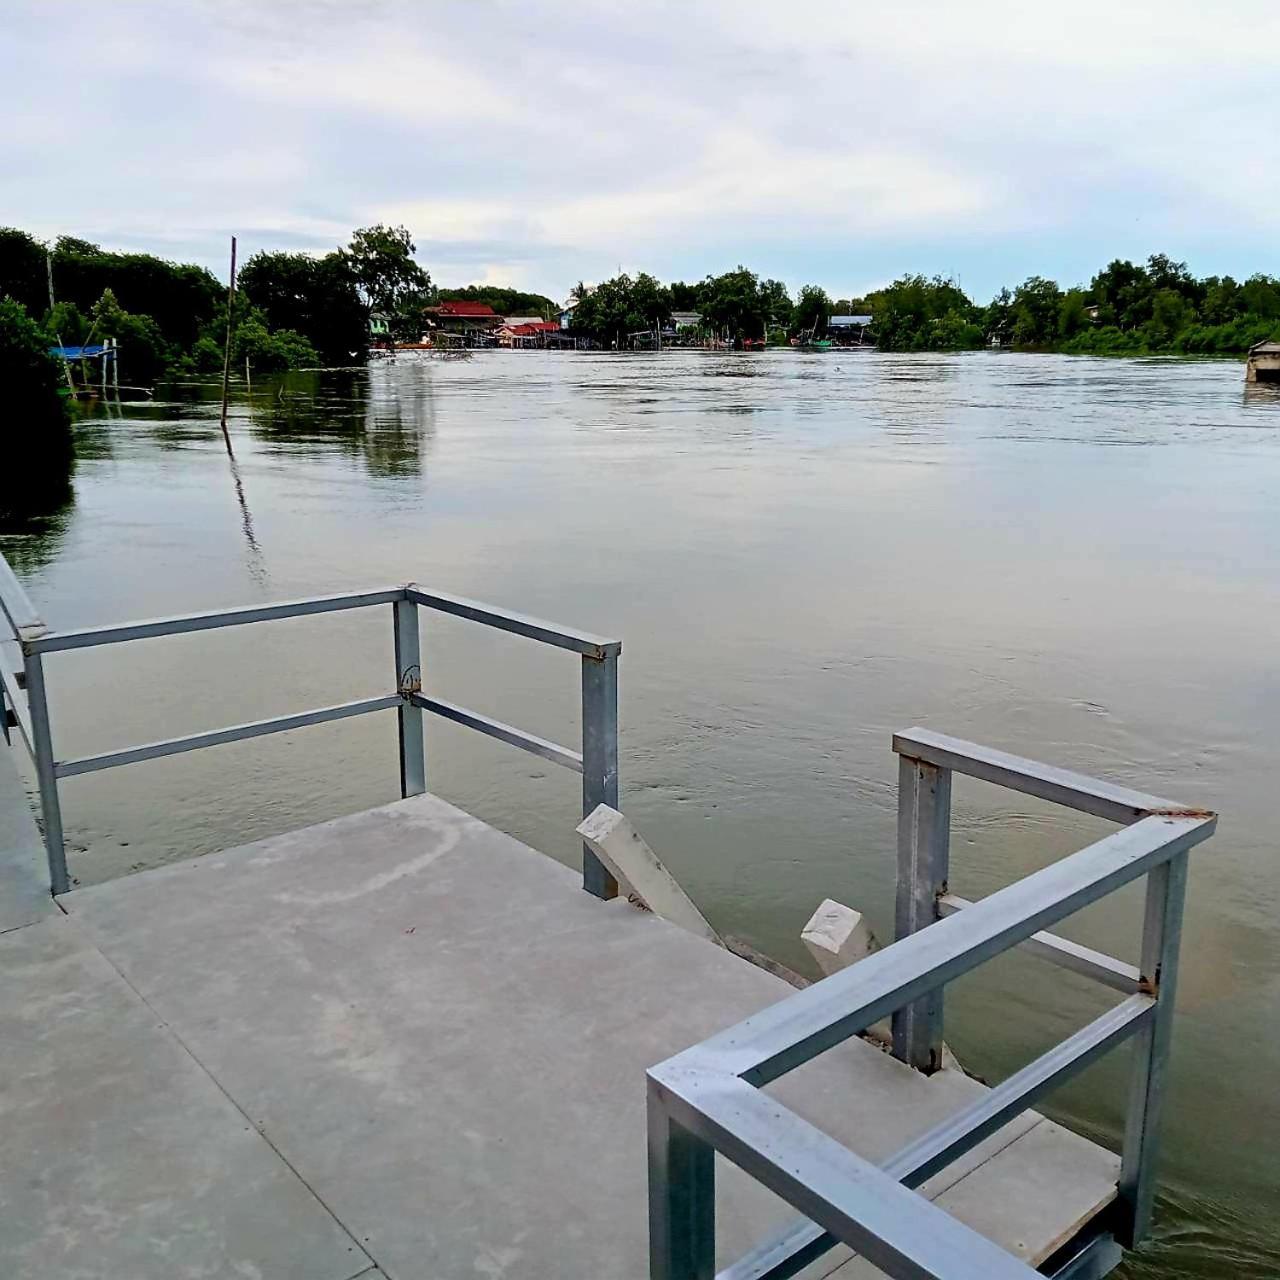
[[4, 1, 1277, 303]]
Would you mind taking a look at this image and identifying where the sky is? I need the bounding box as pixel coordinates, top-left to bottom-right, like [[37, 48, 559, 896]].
[[3, 0, 1278, 305]]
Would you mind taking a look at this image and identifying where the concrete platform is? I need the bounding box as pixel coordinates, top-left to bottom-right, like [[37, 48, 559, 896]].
[[0, 744, 54, 934], [0, 787, 1120, 1279]]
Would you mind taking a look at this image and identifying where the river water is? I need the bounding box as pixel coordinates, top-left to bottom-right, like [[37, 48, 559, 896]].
[[5, 350, 1278, 1276]]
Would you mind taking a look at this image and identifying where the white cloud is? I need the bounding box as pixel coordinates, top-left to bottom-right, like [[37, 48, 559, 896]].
[[3, 0, 1277, 298]]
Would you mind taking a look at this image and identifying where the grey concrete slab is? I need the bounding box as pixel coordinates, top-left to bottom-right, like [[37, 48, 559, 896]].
[[0, 743, 54, 933], [0, 915, 373, 1280], [66, 794, 1120, 1279]]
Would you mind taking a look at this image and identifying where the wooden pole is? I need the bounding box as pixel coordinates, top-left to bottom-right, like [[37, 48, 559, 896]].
[[218, 235, 237, 454], [46, 251, 77, 396]]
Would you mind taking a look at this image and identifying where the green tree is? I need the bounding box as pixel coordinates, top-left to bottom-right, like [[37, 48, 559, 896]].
[[342, 225, 432, 340], [50, 238, 221, 348], [1089, 259, 1150, 330], [0, 227, 48, 314], [571, 272, 671, 345], [1057, 289, 1090, 339], [89, 288, 173, 385], [668, 280, 705, 311], [791, 284, 832, 336], [1145, 288, 1193, 346], [238, 251, 367, 364], [699, 267, 777, 343], [0, 299, 73, 526], [232, 307, 319, 372], [866, 275, 981, 351], [1009, 276, 1063, 346]]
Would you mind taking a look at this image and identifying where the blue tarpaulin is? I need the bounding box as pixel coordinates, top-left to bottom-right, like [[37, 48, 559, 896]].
[[49, 345, 108, 360]]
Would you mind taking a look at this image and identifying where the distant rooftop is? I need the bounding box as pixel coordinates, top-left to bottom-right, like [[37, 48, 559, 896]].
[[429, 300, 498, 317]]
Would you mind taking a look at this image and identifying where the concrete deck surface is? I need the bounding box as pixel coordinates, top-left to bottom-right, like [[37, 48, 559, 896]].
[[0, 743, 54, 933], [1, 781, 1119, 1279]]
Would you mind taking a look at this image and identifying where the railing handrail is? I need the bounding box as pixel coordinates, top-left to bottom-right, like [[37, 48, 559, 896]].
[[0, 555, 622, 904], [23, 581, 622, 658], [648, 736, 1217, 1280], [0, 554, 47, 643], [670, 811, 1213, 1088]]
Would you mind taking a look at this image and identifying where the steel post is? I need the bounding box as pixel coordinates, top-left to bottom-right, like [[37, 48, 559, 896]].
[[581, 652, 619, 898], [648, 1085, 715, 1280], [393, 598, 425, 797], [1117, 850, 1188, 1247], [22, 649, 69, 895], [891, 755, 952, 1072]]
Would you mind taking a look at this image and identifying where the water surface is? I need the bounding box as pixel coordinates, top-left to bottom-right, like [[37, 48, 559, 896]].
[[5, 350, 1278, 1276]]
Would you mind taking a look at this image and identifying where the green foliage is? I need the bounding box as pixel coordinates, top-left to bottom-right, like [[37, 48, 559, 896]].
[[232, 308, 319, 372], [1008, 276, 1063, 346], [342, 224, 431, 339], [0, 227, 49, 313], [238, 251, 366, 364], [50, 237, 222, 348], [791, 285, 830, 336], [0, 299, 73, 525], [668, 280, 704, 310], [696, 267, 789, 342], [1058, 289, 1090, 339], [867, 275, 982, 351], [437, 285, 557, 319], [570, 272, 672, 344], [89, 288, 173, 384]]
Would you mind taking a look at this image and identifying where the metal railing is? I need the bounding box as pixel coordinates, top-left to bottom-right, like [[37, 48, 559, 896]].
[[648, 729, 1216, 1280], [0, 555, 621, 900]]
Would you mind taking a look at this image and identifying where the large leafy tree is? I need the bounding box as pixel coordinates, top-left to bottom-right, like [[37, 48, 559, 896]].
[[571, 272, 672, 345], [0, 227, 48, 314], [1009, 276, 1063, 346], [699, 267, 777, 341], [342, 224, 432, 339], [49, 237, 222, 348], [238, 251, 366, 363], [791, 285, 832, 336], [866, 275, 982, 351]]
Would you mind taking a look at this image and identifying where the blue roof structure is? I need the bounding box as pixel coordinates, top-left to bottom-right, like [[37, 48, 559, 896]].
[[49, 345, 108, 360]]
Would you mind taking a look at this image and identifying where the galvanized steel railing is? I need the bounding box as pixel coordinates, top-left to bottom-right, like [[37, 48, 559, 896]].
[[0, 555, 620, 900], [648, 731, 1216, 1280]]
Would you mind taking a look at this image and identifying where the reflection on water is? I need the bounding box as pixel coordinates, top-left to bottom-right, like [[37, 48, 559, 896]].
[[3, 350, 1280, 1278]]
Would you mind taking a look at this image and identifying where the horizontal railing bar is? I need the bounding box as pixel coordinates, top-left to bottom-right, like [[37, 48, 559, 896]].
[[409, 693, 583, 773], [29, 588, 407, 654], [939, 895, 1141, 994], [884, 993, 1153, 1186], [892, 728, 1182, 824], [683, 813, 1214, 1086], [0, 555, 47, 642], [406, 585, 621, 659], [55, 695, 402, 777], [654, 1070, 1038, 1280], [719, 996, 1152, 1280]]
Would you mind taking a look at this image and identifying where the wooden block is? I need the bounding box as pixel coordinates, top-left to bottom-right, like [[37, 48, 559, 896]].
[[802, 899, 880, 976], [576, 805, 721, 944]]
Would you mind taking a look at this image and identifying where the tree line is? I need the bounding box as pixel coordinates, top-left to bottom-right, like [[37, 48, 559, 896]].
[[0, 224, 564, 391], [566, 255, 1280, 354]]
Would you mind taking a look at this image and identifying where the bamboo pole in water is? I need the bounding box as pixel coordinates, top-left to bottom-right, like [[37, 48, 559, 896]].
[[218, 236, 237, 454], [46, 252, 77, 396]]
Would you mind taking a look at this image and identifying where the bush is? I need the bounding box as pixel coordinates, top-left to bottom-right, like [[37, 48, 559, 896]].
[[0, 299, 73, 525]]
